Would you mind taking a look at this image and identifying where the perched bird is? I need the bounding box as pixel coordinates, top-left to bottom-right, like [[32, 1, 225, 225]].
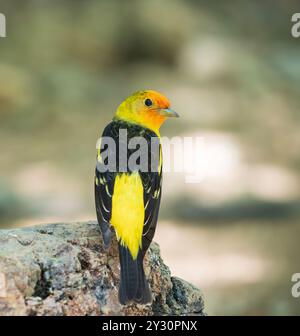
[[95, 90, 178, 304]]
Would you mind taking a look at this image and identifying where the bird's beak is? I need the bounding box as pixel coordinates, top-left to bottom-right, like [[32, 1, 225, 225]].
[[158, 108, 179, 118]]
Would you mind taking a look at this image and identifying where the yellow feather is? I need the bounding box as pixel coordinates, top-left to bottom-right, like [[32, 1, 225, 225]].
[[97, 137, 102, 162], [158, 146, 162, 174], [110, 172, 144, 259]]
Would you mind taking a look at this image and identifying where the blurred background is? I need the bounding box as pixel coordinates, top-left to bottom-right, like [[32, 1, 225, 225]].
[[0, 0, 300, 315]]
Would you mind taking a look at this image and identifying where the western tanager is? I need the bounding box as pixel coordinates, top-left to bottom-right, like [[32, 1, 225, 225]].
[[95, 90, 178, 304]]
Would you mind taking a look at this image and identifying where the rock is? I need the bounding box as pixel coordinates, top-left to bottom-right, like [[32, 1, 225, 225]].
[[0, 221, 205, 316]]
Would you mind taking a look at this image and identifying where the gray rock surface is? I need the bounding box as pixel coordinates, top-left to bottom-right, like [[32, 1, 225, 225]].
[[0, 221, 205, 316]]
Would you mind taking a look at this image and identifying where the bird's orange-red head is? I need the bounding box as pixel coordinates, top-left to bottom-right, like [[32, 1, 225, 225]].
[[114, 90, 178, 134]]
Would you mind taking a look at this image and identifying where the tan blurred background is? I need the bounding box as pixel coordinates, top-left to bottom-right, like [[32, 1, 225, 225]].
[[1, 0, 300, 315]]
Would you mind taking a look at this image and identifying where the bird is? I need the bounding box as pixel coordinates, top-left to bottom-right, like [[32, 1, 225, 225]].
[[95, 90, 179, 304]]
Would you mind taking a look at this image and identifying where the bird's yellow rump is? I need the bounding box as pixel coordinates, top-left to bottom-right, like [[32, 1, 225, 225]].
[[110, 172, 145, 259]]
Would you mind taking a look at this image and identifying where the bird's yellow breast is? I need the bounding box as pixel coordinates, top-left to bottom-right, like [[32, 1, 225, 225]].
[[110, 172, 144, 259]]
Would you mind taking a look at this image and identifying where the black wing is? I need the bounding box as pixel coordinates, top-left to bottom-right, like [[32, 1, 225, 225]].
[[95, 122, 117, 248], [140, 148, 162, 257]]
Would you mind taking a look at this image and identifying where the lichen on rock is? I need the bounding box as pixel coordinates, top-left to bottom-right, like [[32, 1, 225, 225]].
[[0, 221, 205, 316]]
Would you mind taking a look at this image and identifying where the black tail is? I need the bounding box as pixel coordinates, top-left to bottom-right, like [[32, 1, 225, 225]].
[[118, 245, 152, 305]]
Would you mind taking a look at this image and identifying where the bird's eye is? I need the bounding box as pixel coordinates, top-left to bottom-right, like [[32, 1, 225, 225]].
[[144, 98, 153, 107]]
